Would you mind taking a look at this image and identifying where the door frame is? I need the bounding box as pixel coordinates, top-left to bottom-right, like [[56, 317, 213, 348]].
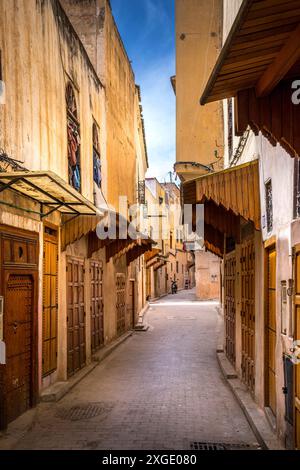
[[264, 238, 277, 417], [0, 225, 39, 430]]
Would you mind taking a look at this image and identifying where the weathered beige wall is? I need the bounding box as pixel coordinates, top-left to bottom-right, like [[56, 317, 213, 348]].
[[60, 0, 136, 210], [0, 0, 106, 203], [176, 0, 224, 167]]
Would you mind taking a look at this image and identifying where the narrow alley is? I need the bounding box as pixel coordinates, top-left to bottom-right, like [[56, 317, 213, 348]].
[[3, 291, 259, 451]]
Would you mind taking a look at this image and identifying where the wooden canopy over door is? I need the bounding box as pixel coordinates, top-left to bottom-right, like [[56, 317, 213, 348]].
[[42, 225, 58, 377], [294, 244, 300, 449], [67, 257, 86, 377], [266, 246, 277, 416], [224, 251, 236, 366], [241, 237, 255, 393], [90, 260, 104, 353]]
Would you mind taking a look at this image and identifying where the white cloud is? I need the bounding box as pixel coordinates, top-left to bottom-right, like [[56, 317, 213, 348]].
[[137, 53, 175, 180]]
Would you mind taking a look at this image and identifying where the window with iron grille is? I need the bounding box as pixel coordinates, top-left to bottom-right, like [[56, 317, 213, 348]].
[[138, 180, 145, 204], [265, 179, 273, 233], [294, 157, 300, 219], [66, 83, 81, 192], [93, 122, 102, 189], [228, 98, 233, 162]]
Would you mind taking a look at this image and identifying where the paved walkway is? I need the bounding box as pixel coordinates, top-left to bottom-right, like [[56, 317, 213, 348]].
[[3, 289, 258, 450]]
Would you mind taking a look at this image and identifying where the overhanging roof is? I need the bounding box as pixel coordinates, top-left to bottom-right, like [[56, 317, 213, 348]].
[[0, 171, 98, 217], [200, 0, 300, 104], [182, 160, 260, 230]]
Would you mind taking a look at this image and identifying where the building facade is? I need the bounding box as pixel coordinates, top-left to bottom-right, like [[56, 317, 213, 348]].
[[182, 0, 300, 450], [0, 0, 152, 429], [174, 0, 222, 301], [144, 179, 194, 300]]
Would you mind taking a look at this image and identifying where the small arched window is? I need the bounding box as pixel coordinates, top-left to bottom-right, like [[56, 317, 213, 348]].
[[93, 122, 102, 188], [66, 83, 81, 192]]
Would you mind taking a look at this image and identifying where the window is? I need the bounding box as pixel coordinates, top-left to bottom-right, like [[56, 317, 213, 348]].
[[176, 261, 179, 274], [138, 180, 146, 204], [93, 122, 102, 188], [265, 179, 273, 233], [228, 98, 233, 161], [66, 83, 81, 192], [182, 264, 184, 274], [170, 232, 173, 249]]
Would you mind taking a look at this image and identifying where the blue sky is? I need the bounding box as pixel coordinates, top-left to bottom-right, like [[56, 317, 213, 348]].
[[110, 0, 175, 181]]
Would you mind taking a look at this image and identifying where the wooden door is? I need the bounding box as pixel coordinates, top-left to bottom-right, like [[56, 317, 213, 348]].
[[127, 280, 136, 329], [42, 226, 58, 377], [224, 251, 236, 366], [294, 245, 300, 449], [146, 268, 151, 300], [5, 274, 34, 423], [241, 238, 255, 393], [116, 274, 126, 336], [266, 246, 277, 416], [90, 260, 104, 353], [67, 258, 86, 377]]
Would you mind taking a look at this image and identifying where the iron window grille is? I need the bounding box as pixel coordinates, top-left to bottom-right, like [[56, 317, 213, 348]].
[[228, 98, 233, 162], [138, 180, 145, 204], [265, 179, 273, 233], [66, 83, 81, 193], [93, 122, 102, 189]]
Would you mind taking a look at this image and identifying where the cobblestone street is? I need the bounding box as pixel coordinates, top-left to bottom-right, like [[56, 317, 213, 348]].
[[3, 289, 258, 450]]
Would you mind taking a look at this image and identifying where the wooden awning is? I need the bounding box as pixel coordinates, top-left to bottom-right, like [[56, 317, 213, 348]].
[[87, 226, 154, 263], [144, 248, 161, 267], [153, 258, 167, 271], [200, 0, 300, 105], [183, 160, 260, 230], [61, 214, 101, 251]]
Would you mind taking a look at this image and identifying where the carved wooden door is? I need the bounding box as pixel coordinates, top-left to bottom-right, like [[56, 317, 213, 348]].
[[42, 226, 58, 376], [241, 238, 255, 393], [5, 274, 34, 423], [90, 260, 104, 353], [67, 258, 86, 377], [266, 246, 277, 416], [224, 251, 236, 366]]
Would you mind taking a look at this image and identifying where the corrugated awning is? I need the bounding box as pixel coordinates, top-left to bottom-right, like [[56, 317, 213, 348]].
[[153, 258, 167, 271], [0, 171, 99, 216], [182, 160, 260, 255], [144, 248, 161, 266], [200, 0, 300, 105]]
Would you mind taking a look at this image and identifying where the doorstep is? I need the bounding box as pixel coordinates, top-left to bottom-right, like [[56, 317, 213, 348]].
[[217, 351, 285, 450], [40, 331, 133, 403]]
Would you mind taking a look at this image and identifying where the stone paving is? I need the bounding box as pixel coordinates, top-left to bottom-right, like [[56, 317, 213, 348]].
[[5, 289, 258, 450]]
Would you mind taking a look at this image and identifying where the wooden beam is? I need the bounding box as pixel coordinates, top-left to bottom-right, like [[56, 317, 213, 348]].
[[256, 23, 300, 97]]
